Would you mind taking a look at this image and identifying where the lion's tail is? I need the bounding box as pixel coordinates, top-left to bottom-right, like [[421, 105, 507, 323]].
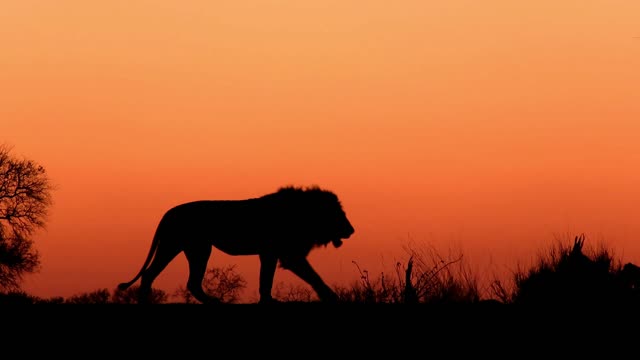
[[117, 221, 163, 291]]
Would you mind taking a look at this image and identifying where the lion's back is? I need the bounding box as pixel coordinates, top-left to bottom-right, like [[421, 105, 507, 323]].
[[161, 198, 282, 235]]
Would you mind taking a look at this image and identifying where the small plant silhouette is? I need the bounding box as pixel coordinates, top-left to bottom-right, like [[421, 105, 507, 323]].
[[334, 243, 481, 304]]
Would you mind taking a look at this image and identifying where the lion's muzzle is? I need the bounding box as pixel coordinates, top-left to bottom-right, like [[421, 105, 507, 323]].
[[332, 222, 354, 248]]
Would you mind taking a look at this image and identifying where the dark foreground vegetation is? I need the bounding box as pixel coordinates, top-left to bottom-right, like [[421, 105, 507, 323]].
[[2, 235, 639, 306]]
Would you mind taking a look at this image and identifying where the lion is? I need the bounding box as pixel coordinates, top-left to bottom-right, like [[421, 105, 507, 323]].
[[117, 185, 355, 304]]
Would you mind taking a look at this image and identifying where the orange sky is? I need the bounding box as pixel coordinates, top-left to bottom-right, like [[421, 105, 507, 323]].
[[2, 1, 639, 301]]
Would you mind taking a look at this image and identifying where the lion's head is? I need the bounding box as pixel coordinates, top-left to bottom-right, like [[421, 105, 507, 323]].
[[271, 185, 355, 249]]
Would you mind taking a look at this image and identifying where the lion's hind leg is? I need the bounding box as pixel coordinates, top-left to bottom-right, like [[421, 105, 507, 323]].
[[184, 244, 220, 304], [138, 240, 183, 304]]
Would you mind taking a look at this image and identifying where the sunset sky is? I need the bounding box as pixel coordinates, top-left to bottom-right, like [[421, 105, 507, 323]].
[[2, 1, 639, 301]]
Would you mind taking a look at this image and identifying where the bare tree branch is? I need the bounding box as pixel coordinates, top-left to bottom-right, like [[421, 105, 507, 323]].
[[0, 145, 54, 290]]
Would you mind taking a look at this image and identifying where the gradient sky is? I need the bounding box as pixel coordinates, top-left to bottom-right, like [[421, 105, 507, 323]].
[[2, 1, 639, 301]]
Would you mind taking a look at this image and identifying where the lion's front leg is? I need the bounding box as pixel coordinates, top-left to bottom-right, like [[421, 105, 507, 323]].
[[280, 257, 339, 303]]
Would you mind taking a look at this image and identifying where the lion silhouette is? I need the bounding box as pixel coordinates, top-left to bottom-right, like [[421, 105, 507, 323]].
[[118, 185, 355, 304]]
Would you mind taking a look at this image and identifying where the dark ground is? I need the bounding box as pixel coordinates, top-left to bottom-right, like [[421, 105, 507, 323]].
[[5, 302, 638, 357]]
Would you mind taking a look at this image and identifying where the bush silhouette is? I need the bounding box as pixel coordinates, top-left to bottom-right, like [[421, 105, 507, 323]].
[[509, 234, 639, 305]]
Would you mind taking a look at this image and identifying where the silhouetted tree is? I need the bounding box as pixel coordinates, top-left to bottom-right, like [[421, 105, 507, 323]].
[[173, 265, 247, 304], [0, 145, 54, 290]]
